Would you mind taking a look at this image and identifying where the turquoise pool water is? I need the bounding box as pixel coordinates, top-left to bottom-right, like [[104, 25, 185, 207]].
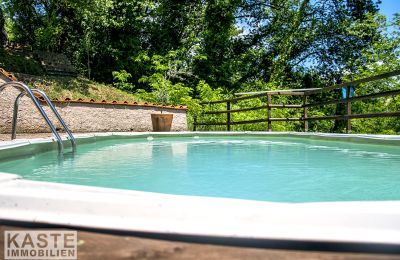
[[1, 136, 400, 202]]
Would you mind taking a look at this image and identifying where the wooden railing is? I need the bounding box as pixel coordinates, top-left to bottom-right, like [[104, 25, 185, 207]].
[[193, 70, 400, 133]]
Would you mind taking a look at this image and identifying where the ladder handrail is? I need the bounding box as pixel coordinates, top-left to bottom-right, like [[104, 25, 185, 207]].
[[11, 91, 25, 140], [32, 89, 76, 151], [11, 88, 77, 152], [0, 81, 64, 153]]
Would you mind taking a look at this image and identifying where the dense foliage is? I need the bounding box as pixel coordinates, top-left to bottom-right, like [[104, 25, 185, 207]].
[[0, 6, 6, 46], [1, 0, 400, 133]]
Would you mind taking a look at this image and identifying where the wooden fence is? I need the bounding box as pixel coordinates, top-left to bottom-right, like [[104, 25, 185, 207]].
[[193, 70, 400, 133]]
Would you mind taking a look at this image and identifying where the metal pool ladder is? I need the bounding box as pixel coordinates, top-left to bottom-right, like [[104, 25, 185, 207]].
[[0, 81, 76, 154]]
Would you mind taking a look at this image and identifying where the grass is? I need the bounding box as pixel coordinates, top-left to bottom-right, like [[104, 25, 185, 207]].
[[16, 74, 139, 102]]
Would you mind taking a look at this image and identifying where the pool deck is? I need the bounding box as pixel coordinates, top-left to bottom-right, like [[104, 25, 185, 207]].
[[1, 132, 400, 258], [1, 225, 399, 260], [0, 133, 59, 141]]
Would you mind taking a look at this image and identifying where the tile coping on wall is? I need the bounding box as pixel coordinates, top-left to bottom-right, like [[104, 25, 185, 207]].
[[37, 96, 188, 110]]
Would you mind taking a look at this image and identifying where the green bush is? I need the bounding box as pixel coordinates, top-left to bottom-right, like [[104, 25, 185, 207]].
[[112, 70, 134, 92]]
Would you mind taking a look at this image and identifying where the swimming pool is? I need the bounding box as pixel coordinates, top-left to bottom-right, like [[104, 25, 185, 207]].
[[1, 132, 400, 249], [0, 133, 400, 203]]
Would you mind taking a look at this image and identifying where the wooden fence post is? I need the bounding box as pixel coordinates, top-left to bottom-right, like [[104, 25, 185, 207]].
[[303, 94, 308, 132], [227, 101, 231, 131], [193, 115, 197, 131], [267, 94, 272, 131], [346, 86, 352, 133]]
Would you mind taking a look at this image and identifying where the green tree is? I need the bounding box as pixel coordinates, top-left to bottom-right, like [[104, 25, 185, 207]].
[[193, 0, 240, 90], [136, 50, 192, 105], [234, 0, 381, 86], [343, 13, 400, 134], [0, 6, 7, 47], [4, 0, 39, 45], [2, 0, 384, 97]]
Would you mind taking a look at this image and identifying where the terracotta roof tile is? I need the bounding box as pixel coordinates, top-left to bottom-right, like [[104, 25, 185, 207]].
[[0, 68, 17, 81], [42, 98, 187, 109]]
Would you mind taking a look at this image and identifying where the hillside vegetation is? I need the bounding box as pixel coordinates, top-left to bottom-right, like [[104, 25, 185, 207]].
[[17, 74, 139, 102], [0, 49, 139, 102]]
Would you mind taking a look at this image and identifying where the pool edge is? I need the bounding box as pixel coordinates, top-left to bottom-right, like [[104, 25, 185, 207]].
[[1, 176, 400, 247], [1, 131, 400, 249]]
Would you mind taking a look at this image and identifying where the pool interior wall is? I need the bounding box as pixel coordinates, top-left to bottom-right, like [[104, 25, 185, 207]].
[[1, 132, 400, 249], [1, 131, 400, 161]]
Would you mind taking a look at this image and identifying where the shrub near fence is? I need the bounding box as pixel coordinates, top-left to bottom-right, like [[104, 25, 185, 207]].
[[194, 70, 400, 134]]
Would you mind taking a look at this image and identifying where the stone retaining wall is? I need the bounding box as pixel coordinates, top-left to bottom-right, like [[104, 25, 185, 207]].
[[0, 87, 187, 134]]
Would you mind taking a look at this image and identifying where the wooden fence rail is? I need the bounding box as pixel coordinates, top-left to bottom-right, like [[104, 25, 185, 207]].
[[193, 70, 400, 133]]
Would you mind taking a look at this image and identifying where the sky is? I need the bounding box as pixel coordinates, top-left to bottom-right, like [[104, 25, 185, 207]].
[[379, 0, 400, 22]]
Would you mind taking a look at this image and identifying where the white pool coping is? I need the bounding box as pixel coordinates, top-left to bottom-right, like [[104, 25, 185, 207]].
[[1, 132, 400, 247]]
